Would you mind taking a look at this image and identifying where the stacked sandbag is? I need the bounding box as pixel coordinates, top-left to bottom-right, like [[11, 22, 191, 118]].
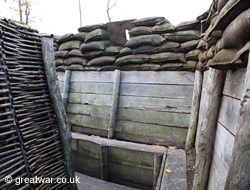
[[116, 16, 201, 71], [197, 0, 250, 70], [79, 23, 122, 71], [54, 33, 87, 71]]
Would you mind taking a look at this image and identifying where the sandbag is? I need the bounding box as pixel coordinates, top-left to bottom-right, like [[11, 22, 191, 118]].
[[175, 20, 200, 31], [115, 54, 151, 66], [87, 56, 116, 66], [53, 35, 61, 43], [207, 45, 216, 59], [186, 49, 201, 61], [78, 23, 107, 32], [54, 59, 64, 67], [151, 52, 186, 63], [151, 23, 175, 34], [132, 17, 168, 26], [68, 49, 83, 57], [175, 40, 199, 53], [197, 39, 209, 50], [85, 29, 109, 43], [84, 66, 101, 71], [57, 33, 74, 44], [117, 47, 133, 57], [217, 0, 229, 13], [119, 64, 140, 71], [83, 51, 103, 59], [198, 51, 208, 62], [58, 40, 82, 51], [68, 64, 84, 71], [64, 57, 87, 66], [72, 32, 88, 41], [138, 63, 161, 71], [160, 63, 184, 71], [129, 27, 152, 36], [207, 48, 243, 69], [80, 40, 112, 52], [232, 41, 250, 63], [55, 50, 69, 58], [133, 42, 180, 54], [104, 46, 123, 56], [221, 8, 250, 49], [56, 65, 68, 72], [163, 30, 200, 42], [125, 34, 166, 48], [99, 65, 118, 71], [204, 0, 250, 39], [183, 60, 197, 71]]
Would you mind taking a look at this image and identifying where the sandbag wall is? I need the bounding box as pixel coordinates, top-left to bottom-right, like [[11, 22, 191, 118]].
[[197, 0, 250, 69], [54, 16, 203, 71], [0, 19, 70, 189]]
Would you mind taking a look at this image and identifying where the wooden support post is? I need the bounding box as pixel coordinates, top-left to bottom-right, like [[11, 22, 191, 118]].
[[193, 68, 225, 190], [225, 51, 250, 190], [100, 144, 109, 181], [108, 69, 121, 139], [155, 152, 167, 190], [186, 70, 203, 149], [63, 69, 72, 109], [41, 37, 77, 190], [153, 153, 163, 189]]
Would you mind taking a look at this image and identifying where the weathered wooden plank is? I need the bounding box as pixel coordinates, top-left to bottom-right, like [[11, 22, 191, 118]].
[[72, 133, 167, 153], [109, 146, 154, 168], [77, 139, 101, 159], [223, 67, 246, 99], [57, 71, 65, 82], [156, 152, 167, 190], [120, 84, 194, 99], [160, 149, 187, 190], [213, 122, 235, 168], [108, 70, 121, 139], [67, 114, 110, 130], [66, 103, 111, 119], [76, 172, 138, 190], [100, 144, 109, 181], [109, 162, 153, 186], [62, 70, 72, 108], [225, 52, 250, 190], [115, 120, 188, 146], [217, 95, 240, 135], [193, 68, 225, 190], [186, 70, 203, 149], [119, 95, 192, 113], [72, 125, 108, 137], [59, 81, 64, 93], [70, 71, 115, 83], [41, 37, 76, 190], [153, 153, 163, 189], [68, 93, 113, 106], [69, 82, 113, 94], [121, 71, 195, 85], [117, 107, 190, 128], [202, 70, 209, 88]]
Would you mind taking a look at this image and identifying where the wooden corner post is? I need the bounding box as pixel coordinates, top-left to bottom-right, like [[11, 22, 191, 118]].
[[225, 51, 250, 190], [108, 69, 121, 139], [41, 37, 77, 190]]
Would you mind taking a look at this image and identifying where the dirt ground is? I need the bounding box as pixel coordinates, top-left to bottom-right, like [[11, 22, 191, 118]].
[[186, 148, 196, 190]]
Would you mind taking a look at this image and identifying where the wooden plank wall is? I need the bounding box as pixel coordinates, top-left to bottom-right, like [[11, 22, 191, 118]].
[[57, 71, 195, 147], [202, 68, 246, 190]]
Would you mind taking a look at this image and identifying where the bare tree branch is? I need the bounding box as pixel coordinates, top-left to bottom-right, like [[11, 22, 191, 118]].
[[107, 0, 117, 22]]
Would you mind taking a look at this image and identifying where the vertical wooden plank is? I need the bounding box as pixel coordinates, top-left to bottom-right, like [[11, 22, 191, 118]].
[[225, 52, 250, 190], [41, 37, 77, 190], [108, 70, 121, 139], [100, 144, 109, 181], [186, 70, 203, 149], [63, 70, 72, 109], [155, 152, 167, 190], [153, 153, 163, 189], [193, 68, 225, 190]]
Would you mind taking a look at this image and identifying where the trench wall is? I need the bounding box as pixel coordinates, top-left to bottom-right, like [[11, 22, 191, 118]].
[[58, 70, 195, 147]]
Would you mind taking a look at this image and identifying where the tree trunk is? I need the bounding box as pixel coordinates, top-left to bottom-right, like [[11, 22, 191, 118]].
[[224, 51, 250, 190], [78, 0, 82, 27], [19, 0, 23, 22], [193, 68, 225, 190]]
